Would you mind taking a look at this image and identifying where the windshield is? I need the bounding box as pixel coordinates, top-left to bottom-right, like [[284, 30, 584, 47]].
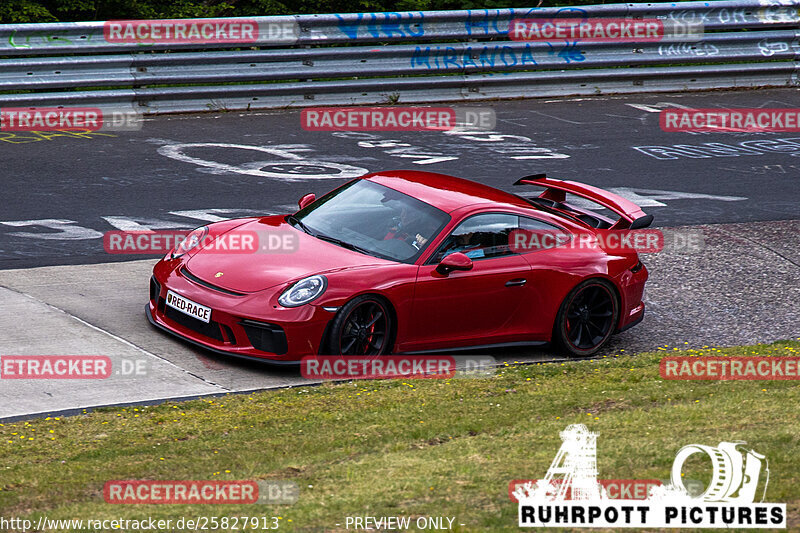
[[293, 179, 450, 263]]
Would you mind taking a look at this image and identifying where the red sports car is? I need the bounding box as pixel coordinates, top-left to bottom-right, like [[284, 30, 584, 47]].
[[147, 170, 650, 361]]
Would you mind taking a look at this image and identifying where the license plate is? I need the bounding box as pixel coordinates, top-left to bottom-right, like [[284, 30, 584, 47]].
[[165, 290, 212, 323]]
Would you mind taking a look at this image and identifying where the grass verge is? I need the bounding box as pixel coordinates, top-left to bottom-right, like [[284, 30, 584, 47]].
[[1, 340, 799, 532]]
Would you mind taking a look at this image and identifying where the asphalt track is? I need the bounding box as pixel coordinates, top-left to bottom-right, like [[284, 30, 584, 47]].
[[1, 88, 799, 420]]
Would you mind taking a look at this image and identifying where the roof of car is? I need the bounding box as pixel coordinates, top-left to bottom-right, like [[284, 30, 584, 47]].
[[365, 170, 533, 213]]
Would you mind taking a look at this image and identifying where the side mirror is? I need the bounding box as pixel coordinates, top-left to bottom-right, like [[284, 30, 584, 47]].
[[435, 252, 473, 275], [298, 193, 316, 210]]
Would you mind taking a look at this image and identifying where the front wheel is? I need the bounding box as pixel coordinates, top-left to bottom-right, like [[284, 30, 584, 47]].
[[325, 295, 393, 355], [553, 279, 619, 357]]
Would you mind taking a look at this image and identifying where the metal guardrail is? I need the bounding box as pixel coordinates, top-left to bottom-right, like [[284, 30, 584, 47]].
[[0, 1, 798, 113]]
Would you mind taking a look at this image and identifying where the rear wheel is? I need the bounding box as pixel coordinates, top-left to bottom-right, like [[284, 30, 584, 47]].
[[326, 295, 393, 355], [553, 279, 619, 357]]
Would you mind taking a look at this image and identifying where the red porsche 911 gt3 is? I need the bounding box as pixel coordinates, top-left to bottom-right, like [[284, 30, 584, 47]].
[[147, 170, 650, 361]]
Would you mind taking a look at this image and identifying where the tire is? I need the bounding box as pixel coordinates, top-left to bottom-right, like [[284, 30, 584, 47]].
[[325, 295, 394, 355], [552, 278, 619, 357]]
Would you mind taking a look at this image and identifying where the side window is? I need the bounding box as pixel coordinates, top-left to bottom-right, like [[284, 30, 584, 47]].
[[513, 216, 571, 252], [430, 213, 519, 263]]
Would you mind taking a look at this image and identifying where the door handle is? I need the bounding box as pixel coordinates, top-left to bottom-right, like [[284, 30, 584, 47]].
[[505, 278, 527, 287]]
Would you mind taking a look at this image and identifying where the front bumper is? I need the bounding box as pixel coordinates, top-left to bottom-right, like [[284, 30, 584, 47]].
[[146, 305, 303, 366], [147, 263, 333, 362]]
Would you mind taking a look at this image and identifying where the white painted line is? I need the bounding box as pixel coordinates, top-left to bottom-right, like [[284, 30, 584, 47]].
[[4, 286, 230, 392]]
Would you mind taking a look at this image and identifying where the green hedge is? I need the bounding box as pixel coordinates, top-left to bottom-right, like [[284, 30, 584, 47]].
[[1, 0, 694, 24]]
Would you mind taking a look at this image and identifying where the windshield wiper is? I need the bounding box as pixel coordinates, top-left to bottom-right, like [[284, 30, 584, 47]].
[[287, 215, 315, 236], [315, 234, 372, 255], [288, 216, 371, 255]]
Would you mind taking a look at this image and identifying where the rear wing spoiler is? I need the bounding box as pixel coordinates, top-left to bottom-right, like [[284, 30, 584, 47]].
[[514, 174, 653, 230]]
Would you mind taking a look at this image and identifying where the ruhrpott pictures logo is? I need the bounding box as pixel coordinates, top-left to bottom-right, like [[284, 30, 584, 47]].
[[516, 425, 786, 528]]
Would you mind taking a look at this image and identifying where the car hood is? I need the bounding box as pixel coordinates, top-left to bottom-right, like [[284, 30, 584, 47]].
[[185, 215, 392, 293]]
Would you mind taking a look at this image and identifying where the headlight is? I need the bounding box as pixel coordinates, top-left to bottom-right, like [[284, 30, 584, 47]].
[[170, 226, 209, 260], [278, 275, 327, 307]]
